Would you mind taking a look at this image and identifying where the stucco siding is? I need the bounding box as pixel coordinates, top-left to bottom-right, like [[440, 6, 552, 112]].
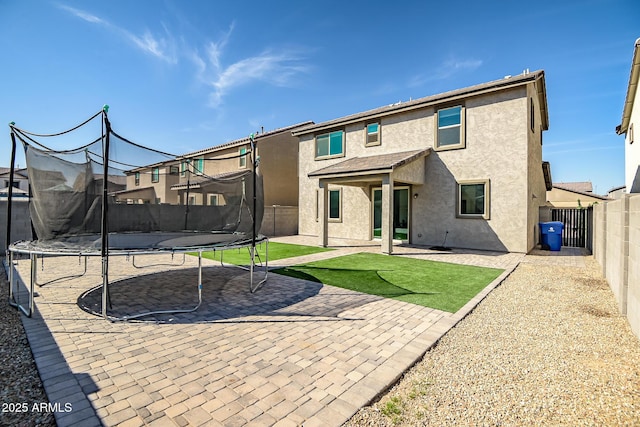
[[625, 84, 640, 192], [300, 85, 537, 252]]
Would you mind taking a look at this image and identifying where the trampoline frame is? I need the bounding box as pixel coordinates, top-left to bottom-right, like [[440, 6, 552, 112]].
[[5, 107, 270, 322], [6, 237, 269, 321]]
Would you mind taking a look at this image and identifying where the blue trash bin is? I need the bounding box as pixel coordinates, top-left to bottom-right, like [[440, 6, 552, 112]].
[[539, 221, 563, 251]]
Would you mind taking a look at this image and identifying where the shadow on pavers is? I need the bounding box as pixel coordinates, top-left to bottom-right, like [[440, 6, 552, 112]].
[[77, 266, 383, 324]]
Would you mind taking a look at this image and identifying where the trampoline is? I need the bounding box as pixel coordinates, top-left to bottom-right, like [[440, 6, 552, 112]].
[[5, 106, 268, 321]]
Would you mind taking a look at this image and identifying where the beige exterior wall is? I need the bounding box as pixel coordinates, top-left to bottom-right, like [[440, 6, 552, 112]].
[[299, 85, 545, 252], [256, 132, 299, 206]]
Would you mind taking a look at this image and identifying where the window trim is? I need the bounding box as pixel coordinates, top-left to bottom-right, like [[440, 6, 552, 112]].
[[435, 105, 466, 151], [365, 122, 381, 147], [315, 130, 345, 160], [151, 167, 160, 183], [457, 179, 490, 219], [328, 188, 342, 222], [239, 147, 248, 168], [193, 157, 204, 175]]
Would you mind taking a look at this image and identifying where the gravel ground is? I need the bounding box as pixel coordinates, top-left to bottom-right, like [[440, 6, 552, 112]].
[[345, 256, 640, 426], [0, 270, 56, 427]]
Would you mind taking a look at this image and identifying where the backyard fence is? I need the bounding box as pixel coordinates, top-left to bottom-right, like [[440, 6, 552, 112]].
[[551, 207, 593, 250]]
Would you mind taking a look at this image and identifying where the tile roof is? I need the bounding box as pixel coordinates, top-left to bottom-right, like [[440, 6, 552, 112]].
[[294, 70, 547, 136], [308, 149, 431, 178], [554, 182, 593, 193]]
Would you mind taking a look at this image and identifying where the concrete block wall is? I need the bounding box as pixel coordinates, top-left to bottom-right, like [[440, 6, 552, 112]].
[[592, 194, 639, 339], [0, 200, 33, 254], [260, 205, 298, 237]]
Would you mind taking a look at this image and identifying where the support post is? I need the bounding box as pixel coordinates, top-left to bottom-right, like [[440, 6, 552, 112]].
[[6, 127, 17, 255], [381, 175, 394, 254], [318, 179, 329, 247], [101, 107, 111, 319]]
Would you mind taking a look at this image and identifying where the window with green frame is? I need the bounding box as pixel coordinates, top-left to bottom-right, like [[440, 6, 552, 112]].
[[151, 167, 160, 183], [180, 160, 188, 176], [239, 147, 247, 168], [134, 172, 140, 186], [329, 189, 341, 221], [193, 157, 204, 175], [316, 130, 344, 159], [436, 105, 465, 150]]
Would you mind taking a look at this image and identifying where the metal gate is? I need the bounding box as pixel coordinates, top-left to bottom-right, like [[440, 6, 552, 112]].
[[551, 207, 593, 250]]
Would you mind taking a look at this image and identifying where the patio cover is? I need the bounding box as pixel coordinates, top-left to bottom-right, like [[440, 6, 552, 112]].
[[310, 148, 431, 254]]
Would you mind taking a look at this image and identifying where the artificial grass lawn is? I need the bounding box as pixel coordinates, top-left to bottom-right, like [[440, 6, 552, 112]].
[[272, 252, 504, 313], [196, 242, 334, 265]]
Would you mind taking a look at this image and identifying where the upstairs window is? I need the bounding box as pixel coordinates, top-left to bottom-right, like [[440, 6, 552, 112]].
[[134, 172, 140, 186], [316, 130, 344, 159], [169, 166, 179, 175], [436, 105, 465, 150], [193, 158, 204, 175], [366, 122, 380, 146], [239, 147, 248, 168], [151, 167, 160, 183], [180, 160, 188, 177]]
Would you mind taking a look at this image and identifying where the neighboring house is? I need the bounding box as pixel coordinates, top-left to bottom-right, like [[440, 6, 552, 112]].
[[0, 167, 29, 197], [117, 122, 312, 235], [294, 70, 551, 253], [616, 37, 640, 193], [607, 185, 627, 199], [546, 182, 609, 208]]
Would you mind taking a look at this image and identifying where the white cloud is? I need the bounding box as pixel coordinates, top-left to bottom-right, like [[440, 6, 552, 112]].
[[57, 4, 177, 64], [190, 26, 309, 107]]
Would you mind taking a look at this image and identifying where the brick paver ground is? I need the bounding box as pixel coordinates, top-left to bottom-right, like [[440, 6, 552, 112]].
[[7, 237, 576, 426]]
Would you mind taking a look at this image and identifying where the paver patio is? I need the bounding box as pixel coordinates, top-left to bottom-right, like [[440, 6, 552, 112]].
[[8, 237, 573, 426]]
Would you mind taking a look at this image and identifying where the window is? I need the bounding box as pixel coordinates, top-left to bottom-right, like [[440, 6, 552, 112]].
[[209, 194, 219, 206], [316, 130, 344, 159], [169, 165, 179, 175], [193, 157, 204, 175], [329, 188, 342, 221], [134, 172, 140, 186], [530, 98, 535, 132], [239, 147, 247, 168], [458, 180, 490, 219], [436, 105, 465, 150], [151, 167, 160, 183], [366, 122, 380, 146], [180, 160, 188, 177]]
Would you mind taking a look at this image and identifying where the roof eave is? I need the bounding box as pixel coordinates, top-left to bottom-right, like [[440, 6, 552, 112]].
[[618, 38, 640, 134]]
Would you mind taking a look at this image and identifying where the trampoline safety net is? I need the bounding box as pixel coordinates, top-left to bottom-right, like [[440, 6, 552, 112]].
[[10, 108, 264, 252]]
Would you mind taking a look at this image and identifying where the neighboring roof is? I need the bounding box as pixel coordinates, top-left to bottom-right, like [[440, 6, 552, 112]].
[[180, 121, 314, 159], [169, 170, 248, 190], [0, 167, 29, 178], [308, 149, 431, 179], [617, 38, 640, 134], [554, 181, 593, 193], [608, 185, 626, 193], [294, 70, 548, 136], [550, 185, 609, 201], [112, 186, 156, 196]]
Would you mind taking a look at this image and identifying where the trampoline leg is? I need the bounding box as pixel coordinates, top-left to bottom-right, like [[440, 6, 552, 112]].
[[250, 239, 268, 293], [101, 257, 108, 319], [10, 253, 35, 317]]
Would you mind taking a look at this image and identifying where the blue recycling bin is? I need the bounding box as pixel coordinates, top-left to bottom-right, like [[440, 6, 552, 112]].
[[540, 221, 563, 251]]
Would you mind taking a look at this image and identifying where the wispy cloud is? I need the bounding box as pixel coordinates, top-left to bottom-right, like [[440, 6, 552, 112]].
[[408, 56, 483, 87], [191, 25, 309, 107], [57, 4, 177, 64]]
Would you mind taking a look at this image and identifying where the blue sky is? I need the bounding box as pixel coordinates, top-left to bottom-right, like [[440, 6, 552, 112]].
[[1, 0, 638, 194]]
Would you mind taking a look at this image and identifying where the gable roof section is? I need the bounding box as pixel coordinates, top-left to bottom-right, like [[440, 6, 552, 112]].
[[294, 71, 548, 136], [309, 149, 431, 179], [180, 121, 314, 159], [550, 185, 609, 201], [554, 181, 593, 193], [617, 38, 640, 134]]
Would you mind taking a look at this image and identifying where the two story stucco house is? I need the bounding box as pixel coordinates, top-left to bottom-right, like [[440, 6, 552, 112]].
[[294, 70, 551, 253], [616, 37, 640, 194], [116, 122, 312, 235]]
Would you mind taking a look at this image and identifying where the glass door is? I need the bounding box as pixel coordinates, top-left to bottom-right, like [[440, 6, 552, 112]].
[[372, 187, 410, 241]]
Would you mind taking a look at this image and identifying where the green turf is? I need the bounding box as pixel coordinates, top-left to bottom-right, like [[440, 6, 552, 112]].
[[272, 252, 504, 313], [196, 241, 334, 265]]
